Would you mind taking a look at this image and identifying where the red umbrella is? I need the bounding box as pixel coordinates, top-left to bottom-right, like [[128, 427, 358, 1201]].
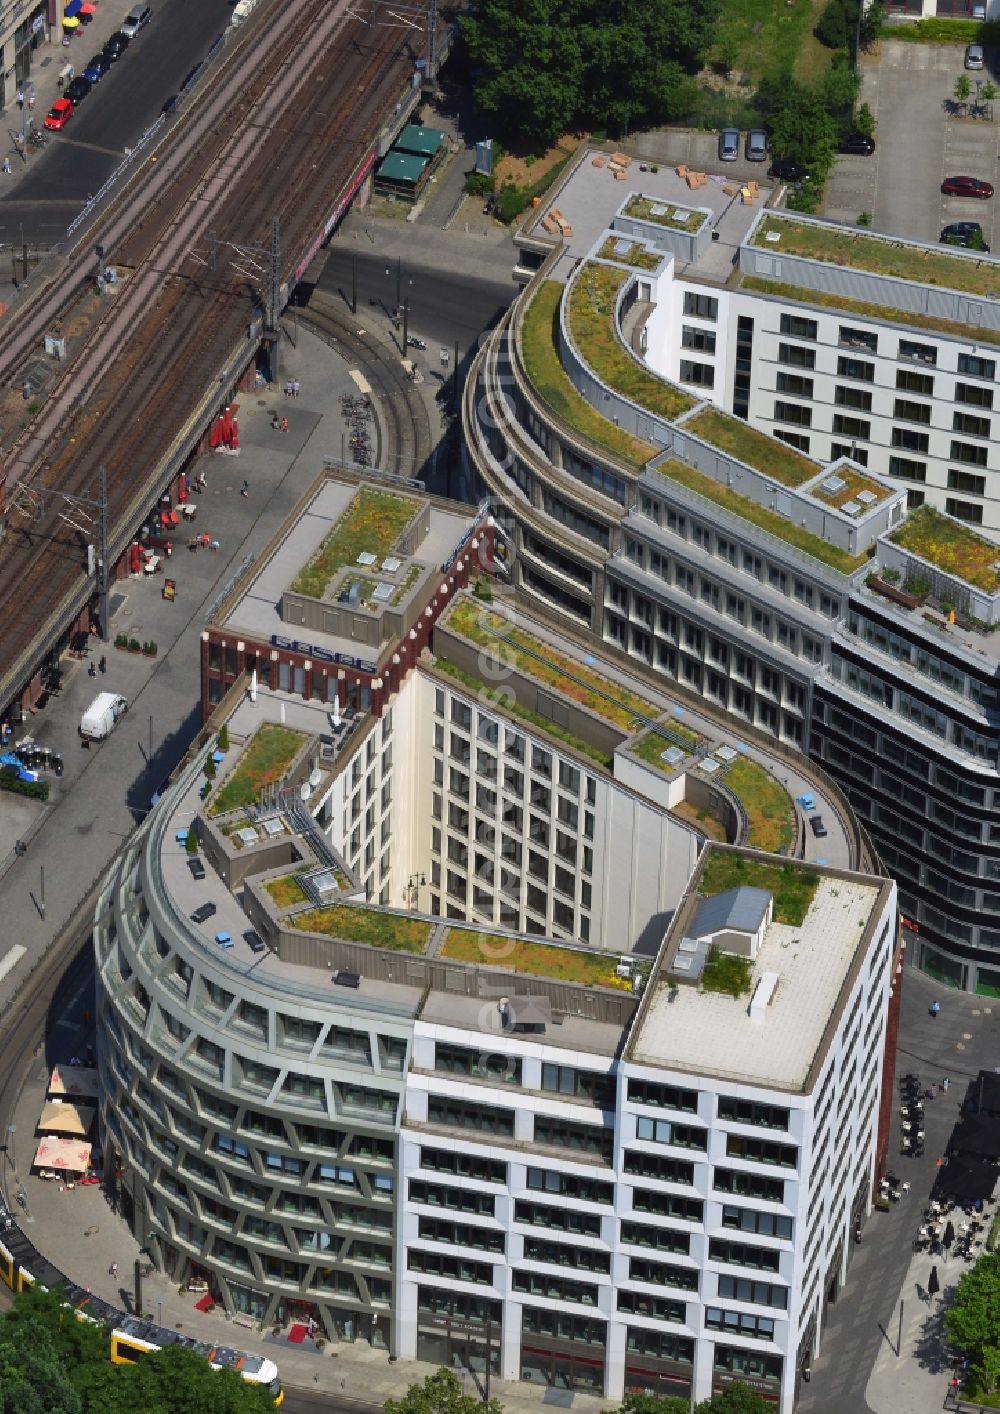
[[227, 417, 239, 450]]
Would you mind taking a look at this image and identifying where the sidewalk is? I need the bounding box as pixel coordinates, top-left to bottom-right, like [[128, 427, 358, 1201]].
[[866, 1243, 961, 1414]]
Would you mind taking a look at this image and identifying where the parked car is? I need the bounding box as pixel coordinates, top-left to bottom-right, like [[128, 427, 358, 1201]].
[[82, 52, 112, 84], [809, 815, 828, 838], [965, 42, 985, 69], [187, 856, 206, 881], [718, 127, 739, 161], [942, 175, 994, 198], [768, 156, 809, 183], [745, 129, 768, 162], [63, 76, 92, 106], [43, 98, 74, 131], [839, 132, 876, 156], [103, 32, 130, 62], [121, 5, 152, 38], [940, 221, 990, 251]]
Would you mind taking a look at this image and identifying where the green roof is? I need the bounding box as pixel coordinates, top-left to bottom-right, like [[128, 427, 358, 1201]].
[[889, 503, 1000, 593], [291, 487, 418, 600], [684, 407, 817, 488], [377, 150, 428, 185], [395, 124, 447, 158], [623, 195, 707, 232]]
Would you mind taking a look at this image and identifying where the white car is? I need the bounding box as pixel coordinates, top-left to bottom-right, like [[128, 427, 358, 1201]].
[[121, 5, 152, 38]]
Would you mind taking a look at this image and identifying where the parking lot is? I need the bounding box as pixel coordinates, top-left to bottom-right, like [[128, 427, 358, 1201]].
[[824, 38, 1000, 246]]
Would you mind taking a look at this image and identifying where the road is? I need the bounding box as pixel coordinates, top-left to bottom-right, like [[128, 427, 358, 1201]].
[[317, 245, 517, 357], [0, 0, 232, 245]]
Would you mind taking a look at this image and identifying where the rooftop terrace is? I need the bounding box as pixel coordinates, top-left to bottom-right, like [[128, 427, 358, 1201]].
[[631, 847, 887, 1091], [752, 213, 1000, 301], [654, 462, 871, 575], [889, 504, 1000, 594]]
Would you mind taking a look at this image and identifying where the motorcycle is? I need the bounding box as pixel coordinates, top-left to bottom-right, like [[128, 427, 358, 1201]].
[[406, 335, 426, 350]]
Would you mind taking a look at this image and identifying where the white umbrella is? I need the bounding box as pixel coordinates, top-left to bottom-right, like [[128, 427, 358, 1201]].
[[333, 696, 341, 728], [249, 668, 257, 703]]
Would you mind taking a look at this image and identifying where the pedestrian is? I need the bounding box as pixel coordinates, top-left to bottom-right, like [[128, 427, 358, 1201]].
[[942, 1077, 951, 1092], [98, 655, 106, 674], [16, 90, 23, 111], [930, 1001, 941, 1018], [210, 539, 220, 551], [27, 93, 34, 112], [240, 479, 249, 497], [109, 1262, 118, 1279], [291, 379, 300, 398], [2, 158, 11, 176], [280, 417, 289, 433], [283, 381, 292, 398]]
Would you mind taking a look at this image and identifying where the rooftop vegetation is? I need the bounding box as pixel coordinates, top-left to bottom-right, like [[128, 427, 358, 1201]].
[[701, 945, 753, 997], [623, 196, 708, 232], [700, 852, 820, 926], [889, 504, 1000, 593], [672, 799, 728, 842], [685, 407, 817, 488], [813, 463, 892, 509], [754, 215, 1000, 300], [568, 263, 695, 423], [447, 598, 659, 732], [209, 725, 307, 816], [294, 904, 431, 953], [631, 727, 700, 772], [264, 873, 308, 909], [656, 463, 870, 574], [432, 657, 614, 769], [442, 928, 631, 989], [597, 236, 662, 271], [291, 487, 417, 600], [520, 282, 656, 470], [724, 759, 796, 854], [742, 275, 1000, 349]]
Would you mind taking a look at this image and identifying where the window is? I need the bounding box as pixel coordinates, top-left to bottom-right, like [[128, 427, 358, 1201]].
[[897, 368, 934, 395], [620, 1221, 691, 1254], [409, 1181, 495, 1216], [831, 442, 868, 466], [713, 1168, 784, 1203], [428, 1097, 514, 1136], [618, 1292, 686, 1324], [705, 1308, 775, 1341], [947, 470, 986, 496], [515, 1200, 602, 1237], [680, 359, 715, 387], [946, 497, 984, 524], [832, 414, 870, 439], [718, 1275, 788, 1308], [541, 1064, 614, 1105], [774, 430, 810, 452], [420, 1148, 507, 1183], [721, 1205, 793, 1239], [950, 439, 989, 466], [777, 342, 815, 369], [526, 1168, 613, 1205], [899, 339, 936, 365], [710, 1239, 781, 1272], [682, 325, 717, 353], [837, 356, 875, 382], [624, 1151, 695, 1185], [521, 1307, 606, 1345], [893, 398, 931, 425], [958, 353, 996, 380], [773, 400, 811, 427], [636, 1116, 707, 1150], [523, 1237, 611, 1273], [725, 1135, 797, 1168], [835, 385, 872, 411], [888, 456, 926, 483], [408, 1250, 493, 1284], [956, 381, 993, 408], [683, 292, 718, 320], [629, 1258, 699, 1291], [513, 1270, 598, 1305], [417, 1217, 504, 1253], [840, 326, 877, 353], [779, 313, 817, 340], [718, 1097, 789, 1130], [534, 1116, 613, 1161], [954, 411, 991, 438], [435, 1044, 522, 1085], [775, 372, 813, 397], [892, 428, 929, 453]]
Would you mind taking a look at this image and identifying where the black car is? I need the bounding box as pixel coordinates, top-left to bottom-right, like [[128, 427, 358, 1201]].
[[940, 221, 990, 252], [809, 815, 828, 838], [83, 52, 112, 84], [190, 902, 217, 924], [839, 132, 876, 156], [768, 157, 808, 183], [64, 76, 92, 105], [187, 856, 207, 881], [103, 31, 130, 62]]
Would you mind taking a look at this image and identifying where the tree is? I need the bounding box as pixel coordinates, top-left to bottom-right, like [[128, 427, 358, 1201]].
[[79, 1345, 274, 1414], [218, 723, 229, 752], [695, 1384, 775, 1413], [604, 1395, 690, 1414], [855, 101, 876, 136], [385, 1369, 504, 1414], [981, 79, 997, 117], [760, 77, 839, 180], [185, 822, 199, 854], [971, 1347, 1000, 1399], [0, 1319, 82, 1414], [814, 0, 853, 51], [946, 1252, 1000, 1357], [955, 73, 972, 110]]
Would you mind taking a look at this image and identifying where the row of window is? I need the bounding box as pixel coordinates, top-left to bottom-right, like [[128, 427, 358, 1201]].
[[776, 313, 996, 381]]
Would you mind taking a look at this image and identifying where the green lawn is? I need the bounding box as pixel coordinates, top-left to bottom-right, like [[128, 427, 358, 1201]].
[[724, 759, 795, 855], [656, 463, 870, 575], [701, 946, 753, 997], [741, 276, 1000, 350], [700, 852, 820, 926], [686, 407, 817, 488], [210, 725, 307, 816], [294, 904, 431, 953], [292, 487, 417, 600], [447, 599, 659, 732], [890, 504, 1000, 593], [264, 873, 308, 909], [568, 264, 695, 423], [433, 657, 614, 769], [520, 282, 657, 470], [754, 215, 1000, 301], [442, 928, 630, 989], [711, 0, 834, 85]]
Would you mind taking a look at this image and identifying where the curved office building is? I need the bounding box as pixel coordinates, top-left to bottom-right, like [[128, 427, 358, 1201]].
[[464, 149, 1000, 995]]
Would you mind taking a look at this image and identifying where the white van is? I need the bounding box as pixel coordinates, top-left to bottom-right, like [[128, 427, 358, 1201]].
[[80, 692, 128, 742]]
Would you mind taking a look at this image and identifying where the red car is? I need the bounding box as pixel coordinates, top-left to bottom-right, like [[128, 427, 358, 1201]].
[[941, 175, 994, 199], [43, 98, 74, 131]]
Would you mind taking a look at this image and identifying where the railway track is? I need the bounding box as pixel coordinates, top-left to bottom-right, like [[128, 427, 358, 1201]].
[[0, 0, 438, 713]]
